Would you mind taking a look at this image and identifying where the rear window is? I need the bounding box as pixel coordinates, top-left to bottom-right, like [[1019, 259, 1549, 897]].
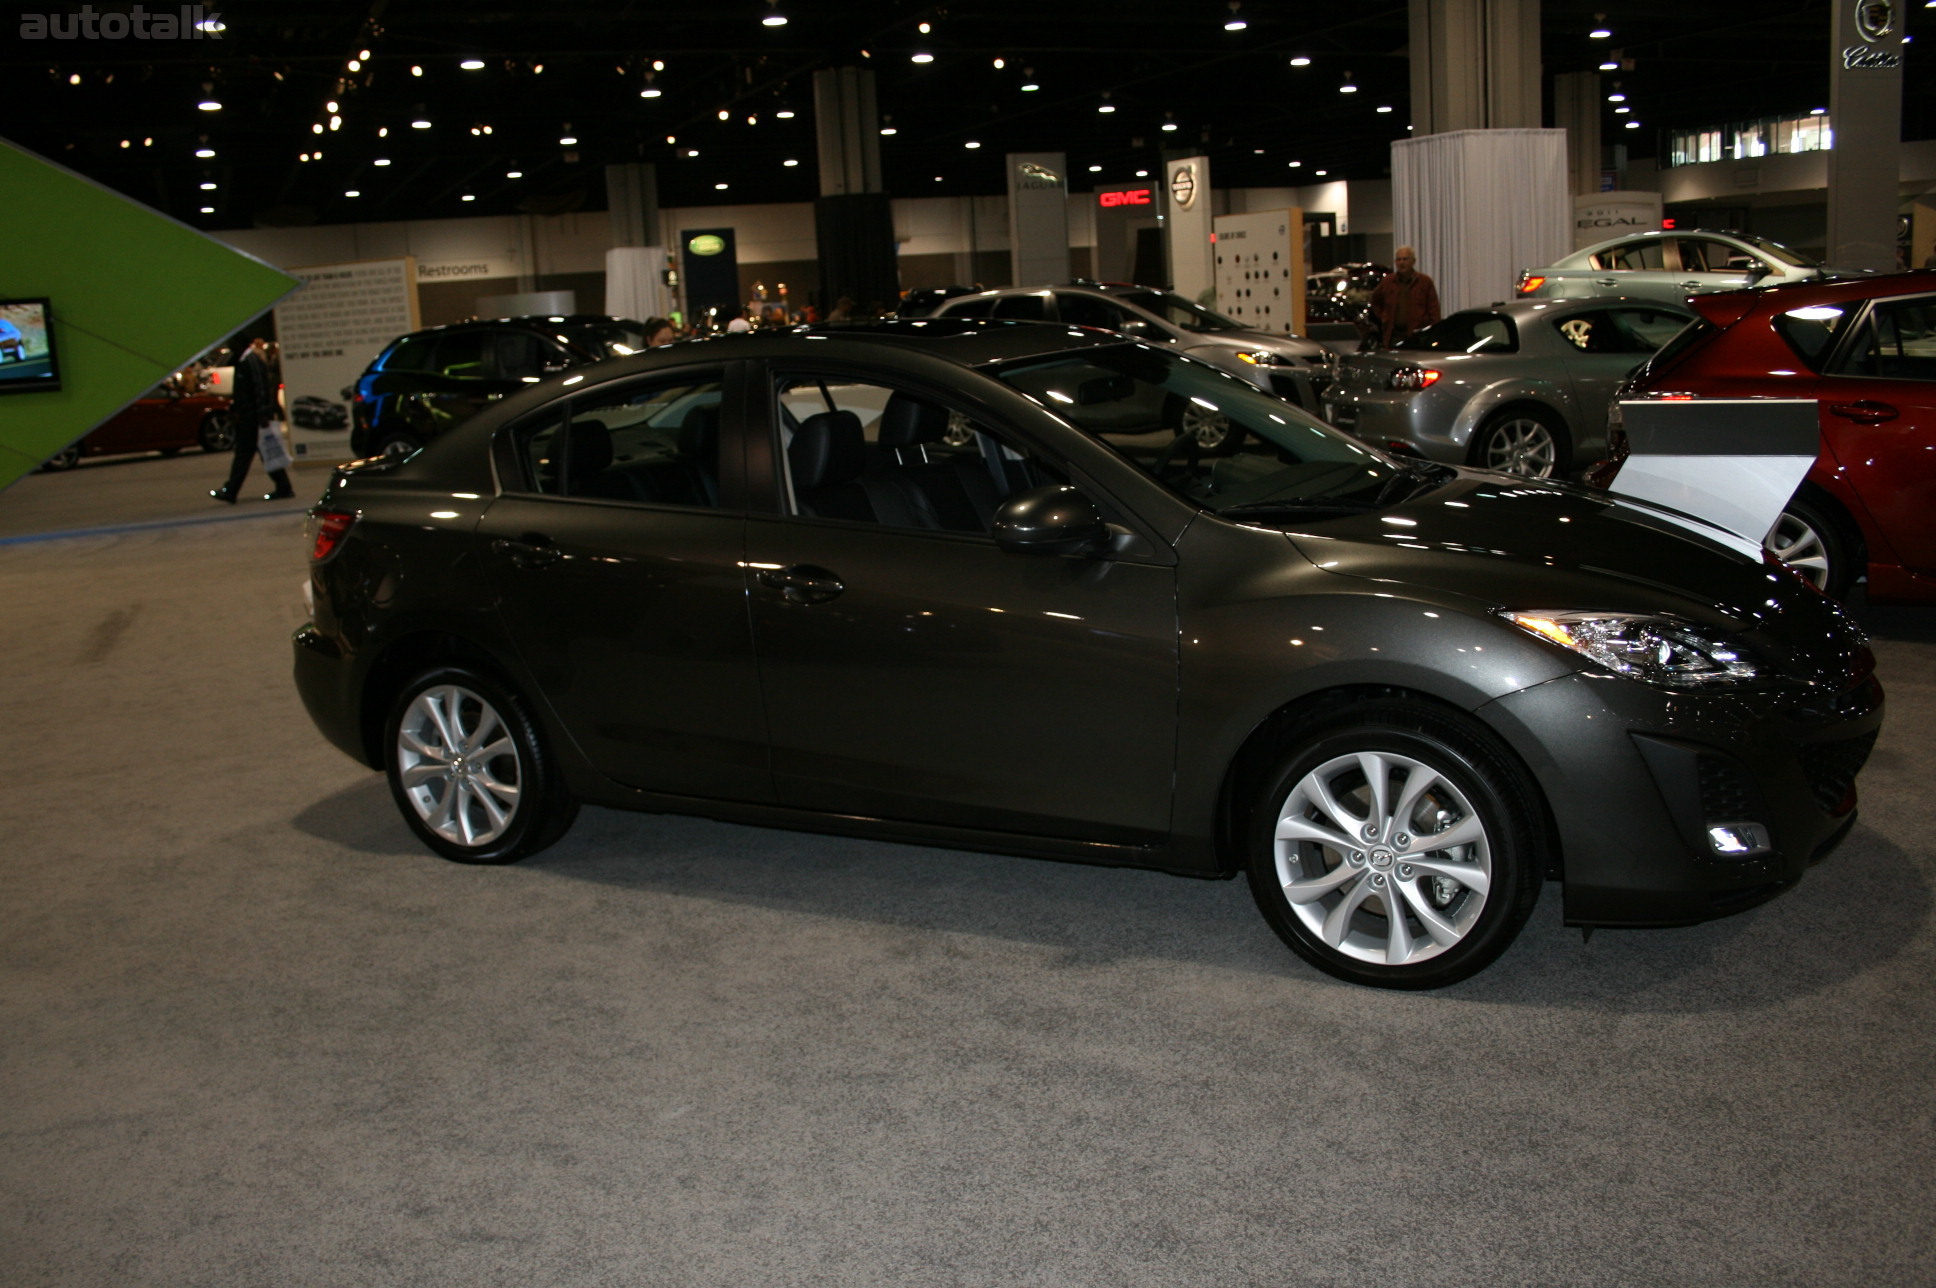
[[1395, 311, 1518, 355], [1772, 304, 1858, 370], [380, 334, 436, 372]]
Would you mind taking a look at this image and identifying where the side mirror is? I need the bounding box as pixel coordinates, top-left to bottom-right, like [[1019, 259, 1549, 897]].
[[1741, 261, 1772, 281], [992, 485, 1110, 556]]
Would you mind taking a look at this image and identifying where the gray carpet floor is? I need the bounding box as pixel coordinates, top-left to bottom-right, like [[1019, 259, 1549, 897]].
[[3, 454, 1933, 1287]]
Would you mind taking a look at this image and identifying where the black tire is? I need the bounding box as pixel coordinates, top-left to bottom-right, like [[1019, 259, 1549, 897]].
[[375, 431, 424, 460], [383, 665, 578, 864], [197, 412, 234, 453], [1163, 393, 1241, 455], [1765, 497, 1855, 601], [157, 446, 182, 457], [1470, 406, 1568, 479], [41, 444, 81, 471], [1245, 699, 1545, 989]]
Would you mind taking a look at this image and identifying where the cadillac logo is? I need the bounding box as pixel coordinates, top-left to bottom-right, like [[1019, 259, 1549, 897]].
[[1170, 163, 1198, 210], [1855, 0, 1894, 42]]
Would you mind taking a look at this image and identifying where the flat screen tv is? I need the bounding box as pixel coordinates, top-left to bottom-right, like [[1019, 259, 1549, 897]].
[[0, 298, 61, 394]]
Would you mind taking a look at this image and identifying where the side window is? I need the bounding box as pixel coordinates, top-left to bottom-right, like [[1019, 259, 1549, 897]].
[[1554, 311, 1638, 354], [1055, 292, 1127, 331], [434, 331, 494, 379], [1592, 240, 1665, 272], [381, 334, 436, 372], [943, 297, 994, 318], [992, 293, 1049, 321], [1832, 297, 1936, 381], [776, 373, 1063, 534], [1616, 309, 1693, 352], [494, 331, 565, 382], [512, 370, 727, 506]]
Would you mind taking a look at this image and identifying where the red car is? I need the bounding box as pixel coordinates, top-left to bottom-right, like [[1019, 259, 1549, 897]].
[[43, 383, 234, 470], [1604, 271, 1936, 603]]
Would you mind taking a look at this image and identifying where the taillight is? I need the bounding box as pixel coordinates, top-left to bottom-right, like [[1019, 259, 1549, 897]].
[[1516, 273, 1545, 295], [307, 509, 357, 561], [1388, 365, 1442, 391]]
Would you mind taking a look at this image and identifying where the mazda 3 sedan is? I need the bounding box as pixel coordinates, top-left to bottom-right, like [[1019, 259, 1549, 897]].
[[1515, 229, 1847, 305], [293, 320, 1880, 989]]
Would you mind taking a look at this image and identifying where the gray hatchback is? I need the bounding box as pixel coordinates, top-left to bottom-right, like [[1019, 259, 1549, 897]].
[[1324, 297, 1694, 478]]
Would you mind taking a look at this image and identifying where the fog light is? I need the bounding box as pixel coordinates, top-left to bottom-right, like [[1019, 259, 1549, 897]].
[[1707, 822, 1771, 858]]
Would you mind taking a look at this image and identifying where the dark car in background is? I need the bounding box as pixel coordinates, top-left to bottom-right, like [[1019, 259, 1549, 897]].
[[292, 394, 350, 431], [930, 281, 1337, 448], [1598, 271, 1936, 603], [347, 314, 649, 458], [41, 382, 232, 470], [293, 319, 1879, 990], [1325, 297, 1694, 478]]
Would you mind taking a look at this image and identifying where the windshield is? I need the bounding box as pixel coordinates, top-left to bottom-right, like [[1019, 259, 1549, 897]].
[[563, 321, 651, 357], [1395, 311, 1519, 354], [988, 345, 1422, 517], [1740, 234, 1819, 269], [1118, 291, 1246, 333]]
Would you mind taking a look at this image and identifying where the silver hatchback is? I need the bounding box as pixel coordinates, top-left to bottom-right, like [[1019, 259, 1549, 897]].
[[1323, 297, 1694, 478]]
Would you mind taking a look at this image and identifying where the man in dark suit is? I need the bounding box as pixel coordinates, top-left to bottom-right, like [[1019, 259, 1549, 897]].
[[209, 337, 293, 503]]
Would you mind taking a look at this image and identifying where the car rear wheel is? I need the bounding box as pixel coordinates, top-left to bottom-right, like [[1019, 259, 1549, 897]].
[[197, 411, 234, 453], [384, 666, 578, 864], [1766, 498, 1854, 600], [1246, 699, 1544, 989], [1164, 393, 1240, 454], [1472, 407, 1566, 479], [42, 444, 81, 471]]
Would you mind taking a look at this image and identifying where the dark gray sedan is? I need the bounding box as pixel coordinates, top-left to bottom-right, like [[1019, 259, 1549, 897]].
[[293, 320, 1879, 989], [1324, 297, 1695, 478]]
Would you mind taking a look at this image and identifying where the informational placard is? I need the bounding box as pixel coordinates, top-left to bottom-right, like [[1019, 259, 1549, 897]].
[[1608, 397, 1819, 558], [1213, 208, 1304, 335], [275, 258, 419, 460]]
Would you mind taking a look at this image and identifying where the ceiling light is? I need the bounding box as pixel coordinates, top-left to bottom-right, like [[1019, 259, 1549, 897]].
[[912, 52, 934, 64], [359, 48, 371, 60], [1607, 93, 1626, 102], [412, 118, 431, 129], [329, 115, 342, 131], [325, 100, 338, 113], [347, 59, 361, 72], [715, 182, 728, 190], [1098, 104, 1116, 113], [1811, 107, 1827, 115], [653, 60, 665, 71], [506, 170, 522, 178], [1161, 122, 1179, 132], [1135, 170, 1148, 178], [1225, 1, 1247, 29], [194, 15, 223, 33], [880, 127, 898, 136], [460, 59, 486, 70], [199, 206, 214, 214], [1339, 72, 1357, 93], [411, 64, 423, 77], [559, 135, 577, 145], [1088, 164, 1102, 172], [641, 87, 662, 97], [1377, 105, 1393, 113], [299, 152, 309, 161], [666, 134, 677, 143], [783, 158, 799, 167], [993, 57, 1005, 69], [1624, 120, 1640, 129], [964, 140, 981, 149], [1289, 56, 1311, 67], [934, 175, 943, 181], [378, 127, 388, 137], [763, 2, 788, 26], [462, 194, 475, 202], [345, 190, 360, 198], [374, 158, 391, 166], [1287, 160, 1302, 167], [747, 115, 757, 125], [1590, 27, 1612, 38], [1599, 60, 1619, 70], [1021, 82, 1040, 91], [311, 123, 324, 134], [198, 98, 222, 111], [717, 109, 730, 120], [195, 147, 215, 158], [1614, 106, 1630, 114], [919, 21, 932, 33], [68, 73, 81, 84], [776, 109, 796, 118], [199, 181, 217, 190], [1315, 169, 1328, 176]]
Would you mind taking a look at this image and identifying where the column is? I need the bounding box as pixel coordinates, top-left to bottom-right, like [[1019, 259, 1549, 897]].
[[812, 67, 897, 312], [1006, 152, 1070, 286]]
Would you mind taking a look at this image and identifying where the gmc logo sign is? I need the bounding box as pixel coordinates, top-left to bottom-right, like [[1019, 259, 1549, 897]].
[[1098, 189, 1152, 208]]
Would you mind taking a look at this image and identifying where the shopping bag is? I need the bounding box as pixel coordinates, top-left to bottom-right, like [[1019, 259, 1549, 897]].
[[258, 419, 292, 472]]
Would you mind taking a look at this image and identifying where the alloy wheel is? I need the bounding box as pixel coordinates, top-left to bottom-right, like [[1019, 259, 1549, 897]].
[[1180, 402, 1233, 451], [394, 684, 523, 848], [1765, 510, 1832, 592], [1478, 417, 1557, 478], [1271, 750, 1493, 968]]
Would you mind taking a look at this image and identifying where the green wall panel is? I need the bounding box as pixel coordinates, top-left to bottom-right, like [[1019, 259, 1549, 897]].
[[0, 138, 299, 491]]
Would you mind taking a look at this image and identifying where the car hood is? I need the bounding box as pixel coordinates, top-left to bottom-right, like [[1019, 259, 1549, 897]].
[[1188, 330, 1330, 360], [1277, 472, 1805, 630]]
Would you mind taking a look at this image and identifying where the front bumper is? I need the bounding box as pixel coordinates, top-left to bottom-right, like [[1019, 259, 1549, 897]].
[[1478, 665, 1883, 926], [1323, 387, 1465, 463]]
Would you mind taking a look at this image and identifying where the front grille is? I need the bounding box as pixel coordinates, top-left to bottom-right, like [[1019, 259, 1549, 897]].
[[1697, 755, 1759, 822], [1801, 731, 1877, 813]]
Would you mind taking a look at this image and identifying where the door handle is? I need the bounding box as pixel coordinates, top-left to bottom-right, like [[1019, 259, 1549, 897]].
[[491, 533, 561, 569], [1594, 278, 1619, 287], [1828, 400, 1899, 425], [757, 563, 845, 604], [1680, 281, 1704, 290]]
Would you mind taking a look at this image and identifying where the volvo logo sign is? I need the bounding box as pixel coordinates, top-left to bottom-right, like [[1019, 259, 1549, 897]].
[[1170, 163, 1198, 210]]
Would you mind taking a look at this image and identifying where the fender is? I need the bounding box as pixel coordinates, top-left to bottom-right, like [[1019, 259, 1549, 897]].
[[1447, 378, 1576, 453]]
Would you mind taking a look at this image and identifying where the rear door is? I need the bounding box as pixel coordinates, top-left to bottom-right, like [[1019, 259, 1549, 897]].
[[1816, 292, 1936, 576], [1672, 237, 1761, 296]]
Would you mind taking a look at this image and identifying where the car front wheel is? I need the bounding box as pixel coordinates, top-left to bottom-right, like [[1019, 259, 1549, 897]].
[[1246, 699, 1544, 989], [1472, 407, 1566, 479], [384, 666, 578, 864], [1164, 393, 1239, 454], [197, 412, 234, 453], [1766, 499, 1854, 600]]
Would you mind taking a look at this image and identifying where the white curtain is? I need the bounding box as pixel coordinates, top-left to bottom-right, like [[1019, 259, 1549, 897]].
[[1391, 129, 1570, 315], [604, 246, 668, 323]]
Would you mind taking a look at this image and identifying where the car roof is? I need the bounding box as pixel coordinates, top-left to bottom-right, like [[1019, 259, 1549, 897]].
[[719, 317, 1127, 365], [1685, 269, 1936, 326], [1459, 296, 1698, 320], [393, 314, 644, 342]]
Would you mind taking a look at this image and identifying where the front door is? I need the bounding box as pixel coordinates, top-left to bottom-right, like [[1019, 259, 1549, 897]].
[[744, 370, 1180, 845], [478, 363, 772, 801]]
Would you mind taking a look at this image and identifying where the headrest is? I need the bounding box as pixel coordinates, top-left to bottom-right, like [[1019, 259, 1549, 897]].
[[566, 418, 612, 475], [788, 409, 865, 489], [876, 392, 951, 450]]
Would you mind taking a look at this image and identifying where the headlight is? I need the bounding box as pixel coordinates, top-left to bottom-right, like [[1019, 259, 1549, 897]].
[[1500, 611, 1764, 687]]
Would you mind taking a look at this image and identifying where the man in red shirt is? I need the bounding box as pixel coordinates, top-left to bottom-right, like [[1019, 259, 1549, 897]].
[[1369, 246, 1442, 347]]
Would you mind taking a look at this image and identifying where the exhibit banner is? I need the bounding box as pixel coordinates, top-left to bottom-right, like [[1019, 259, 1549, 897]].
[[276, 257, 419, 460], [1164, 156, 1215, 306], [1573, 191, 1663, 249], [1212, 208, 1304, 334], [1607, 397, 1819, 557]]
